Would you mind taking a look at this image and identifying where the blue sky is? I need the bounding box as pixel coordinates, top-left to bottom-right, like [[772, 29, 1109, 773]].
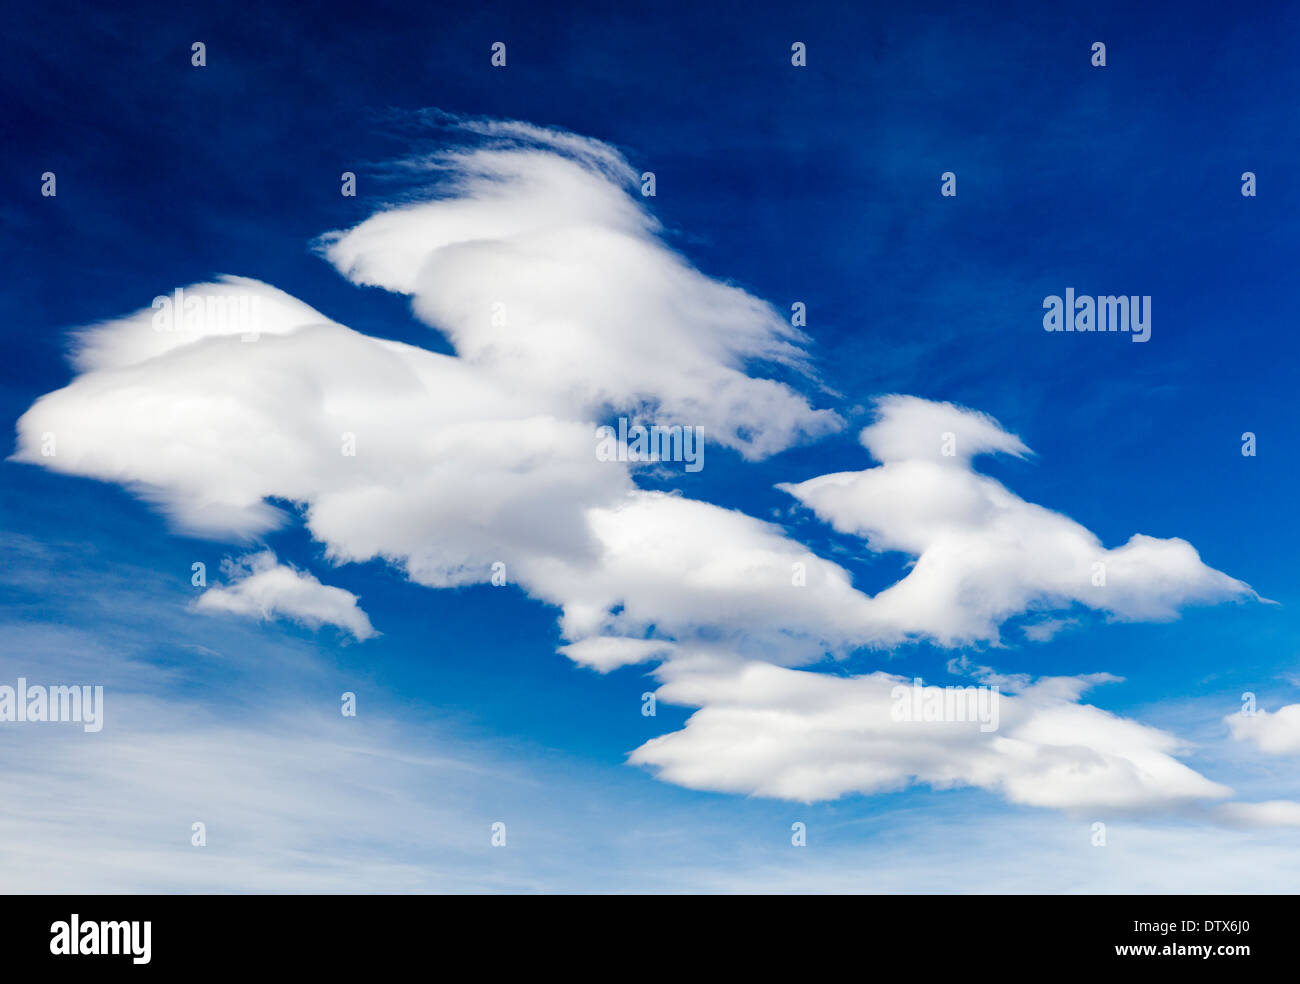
[[2, 0, 1299, 892]]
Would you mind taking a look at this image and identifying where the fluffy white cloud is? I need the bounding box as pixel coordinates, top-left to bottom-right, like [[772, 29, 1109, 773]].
[[194, 551, 376, 641], [68, 275, 339, 373], [856, 394, 1031, 466], [631, 658, 1231, 810], [1225, 703, 1300, 755], [319, 119, 842, 459], [527, 490, 876, 662], [558, 637, 676, 674], [13, 279, 632, 558], [778, 395, 1253, 646]]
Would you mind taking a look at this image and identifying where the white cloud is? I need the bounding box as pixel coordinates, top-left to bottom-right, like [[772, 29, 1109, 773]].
[[69, 275, 340, 373], [530, 490, 876, 663], [13, 282, 631, 553], [777, 395, 1253, 646], [631, 658, 1232, 811], [856, 394, 1031, 466], [1022, 617, 1078, 642], [319, 123, 842, 459], [194, 550, 376, 641], [1226, 703, 1300, 755], [558, 636, 675, 674]]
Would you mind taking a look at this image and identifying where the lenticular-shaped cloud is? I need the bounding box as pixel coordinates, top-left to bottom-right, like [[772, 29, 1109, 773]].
[[69, 275, 338, 373], [778, 395, 1254, 645], [630, 659, 1232, 810], [194, 550, 376, 641], [525, 490, 876, 663], [858, 394, 1031, 465], [319, 130, 842, 459], [13, 280, 632, 549], [558, 637, 677, 674]]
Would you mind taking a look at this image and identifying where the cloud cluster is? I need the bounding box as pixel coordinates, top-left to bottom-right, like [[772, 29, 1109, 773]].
[[9, 116, 1268, 821]]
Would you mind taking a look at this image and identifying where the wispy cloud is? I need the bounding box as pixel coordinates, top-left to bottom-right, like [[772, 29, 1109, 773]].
[[193, 550, 377, 642]]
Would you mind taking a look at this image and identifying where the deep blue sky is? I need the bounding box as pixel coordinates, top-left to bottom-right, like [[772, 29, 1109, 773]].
[[2, 0, 1297, 890]]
